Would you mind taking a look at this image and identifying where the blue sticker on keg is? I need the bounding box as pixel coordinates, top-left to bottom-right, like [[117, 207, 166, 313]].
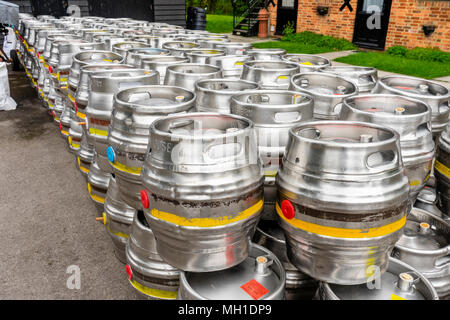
[[107, 147, 115, 163]]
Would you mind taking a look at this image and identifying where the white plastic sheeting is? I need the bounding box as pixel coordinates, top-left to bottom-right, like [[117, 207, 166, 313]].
[[0, 0, 19, 27], [0, 62, 17, 111], [2, 27, 16, 59]]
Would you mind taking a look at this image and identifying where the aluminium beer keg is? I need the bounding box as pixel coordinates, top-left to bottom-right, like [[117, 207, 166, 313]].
[[340, 94, 435, 206], [241, 61, 300, 90], [206, 55, 252, 80], [140, 113, 264, 272], [141, 56, 189, 85], [164, 64, 222, 91], [282, 54, 331, 72], [107, 85, 196, 209], [319, 66, 378, 93], [245, 48, 286, 61], [277, 121, 410, 284]]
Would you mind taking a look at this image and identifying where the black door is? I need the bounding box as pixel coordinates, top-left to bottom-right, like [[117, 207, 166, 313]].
[[353, 0, 392, 50], [275, 0, 298, 35]]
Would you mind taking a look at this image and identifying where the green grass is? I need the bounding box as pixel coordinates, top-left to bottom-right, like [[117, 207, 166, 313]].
[[253, 41, 344, 54], [335, 52, 450, 79], [206, 14, 234, 33], [253, 31, 357, 54]]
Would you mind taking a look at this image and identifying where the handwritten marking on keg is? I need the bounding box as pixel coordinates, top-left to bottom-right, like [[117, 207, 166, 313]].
[[150, 199, 263, 227], [240, 279, 269, 300], [129, 279, 177, 300], [276, 203, 406, 238], [435, 160, 450, 179]]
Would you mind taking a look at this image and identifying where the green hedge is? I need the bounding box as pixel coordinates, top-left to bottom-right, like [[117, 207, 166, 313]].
[[386, 46, 450, 63]]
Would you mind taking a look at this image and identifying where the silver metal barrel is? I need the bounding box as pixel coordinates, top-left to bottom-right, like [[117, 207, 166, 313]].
[[141, 56, 189, 85], [393, 207, 450, 299], [112, 41, 149, 60], [185, 49, 225, 64], [125, 210, 179, 300], [178, 243, 285, 300], [141, 113, 264, 272], [253, 220, 318, 300], [162, 41, 199, 57], [319, 66, 378, 93], [78, 133, 95, 177], [196, 37, 231, 49], [129, 35, 159, 48], [68, 51, 124, 103], [214, 42, 253, 55], [277, 121, 409, 284], [414, 187, 449, 221], [282, 54, 331, 72], [435, 124, 450, 218], [373, 76, 450, 137], [206, 55, 252, 80], [104, 176, 137, 263], [231, 90, 314, 219], [241, 61, 300, 90], [340, 94, 435, 206], [107, 85, 195, 209], [195, 79, 259, 113], [42, 34, 81, 61], [59, 103, 72, 139], [85, 69, 159, 175], [125, 48, 170, 67], [245, 48, 286, 61], [164, 64, 222, 91], [316, 257, 439, 300], [290, 72, 358, 120]]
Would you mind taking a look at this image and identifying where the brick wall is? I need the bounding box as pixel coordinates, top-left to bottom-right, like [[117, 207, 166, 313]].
[[385, 0, 450, 51], [268, 0, 278, 35], [269, 0, 450, 51]]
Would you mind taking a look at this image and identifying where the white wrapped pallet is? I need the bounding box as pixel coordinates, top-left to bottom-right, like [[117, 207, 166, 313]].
[[0, 62, 17, 111]]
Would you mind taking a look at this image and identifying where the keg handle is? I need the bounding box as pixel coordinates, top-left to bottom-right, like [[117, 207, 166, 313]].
[[246, 94, 270, 104], [80, 46, 94, 51]]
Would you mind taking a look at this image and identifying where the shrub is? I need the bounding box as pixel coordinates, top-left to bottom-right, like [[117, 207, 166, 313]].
[[386, 45, 408, 57], [282, 21, 295, 37], [282, 31, 357, 51], [386, 46, 450, 63]]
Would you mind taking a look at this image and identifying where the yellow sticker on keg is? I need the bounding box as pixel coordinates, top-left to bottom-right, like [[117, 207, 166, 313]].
[[87, 183, 105, 204], [150, 199, 263, 228], [61, 129, 69, 136], [89, 127, 108, 137], [102, 59, 113, 62], [277, 76, 288, 80], [409, 180, 421, 187], [300, 61, 313, 66], [434, 160, 450, 179], [275, 202, 406, 239], [235, 61, 244, 66], [391, 294, 407, 300], [68, 94, 76, 103], [77, 157, 90, 174], [264, 170, 278, 177], [128, 279, 177, 300]]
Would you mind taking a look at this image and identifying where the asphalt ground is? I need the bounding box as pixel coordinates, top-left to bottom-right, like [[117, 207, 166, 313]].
[[0, 70, 139, 299]]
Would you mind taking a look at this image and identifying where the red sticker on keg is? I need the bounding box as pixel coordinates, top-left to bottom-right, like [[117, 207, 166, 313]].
[[240, 279, 269, 300]]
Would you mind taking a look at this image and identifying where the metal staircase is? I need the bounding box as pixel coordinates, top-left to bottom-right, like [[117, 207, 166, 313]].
[[232, 0, 266, 37]]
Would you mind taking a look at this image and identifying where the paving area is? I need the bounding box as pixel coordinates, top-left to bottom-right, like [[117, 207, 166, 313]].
[[0, 70, 139, 299]]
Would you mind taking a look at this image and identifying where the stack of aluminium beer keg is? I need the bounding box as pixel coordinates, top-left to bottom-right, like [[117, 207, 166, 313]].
[[15, 13, 449, 300]]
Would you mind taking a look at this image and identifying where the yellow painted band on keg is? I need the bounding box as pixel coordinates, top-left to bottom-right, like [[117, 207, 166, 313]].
[[435, 160, 450, 179], [57, 72, 67, 82], [77, 157, 90, 174], [106, 225, 129, 239], [87, 183, 105, 204], [77, 111, 86, 119], [264, 170, 277, 178], [391, 294, 407, 300], [128, 279, 177, 300], [109, 160, 142, 175], [68, 94, 75, 103], [68, 136, 80, 149], [150, 199, 264, 228], [61, 129, 69, 136], [275, 202, 406, 239], [89, 127, 108, 137], [43, 62, 49, 69]]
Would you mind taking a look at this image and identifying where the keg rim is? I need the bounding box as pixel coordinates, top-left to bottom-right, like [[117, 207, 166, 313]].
[[318, 65, 377, 75], [114, 85, 196, 112], [73, 50, 124, 64], [342, 94, 432, 120], [166, 63, 222, 75], [282, 53, 332, 65], [195, 78, 259, 94], [378, 75, 450, 98], [231, 89, 314, 109], [150, 112, 254, 141], [289, 120, 400, 148], [290, 72, 359, 98], [244, 60, 300, 71]]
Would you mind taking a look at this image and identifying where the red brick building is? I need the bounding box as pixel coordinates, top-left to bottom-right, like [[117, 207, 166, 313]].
[[268, 0, 450, 51]]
